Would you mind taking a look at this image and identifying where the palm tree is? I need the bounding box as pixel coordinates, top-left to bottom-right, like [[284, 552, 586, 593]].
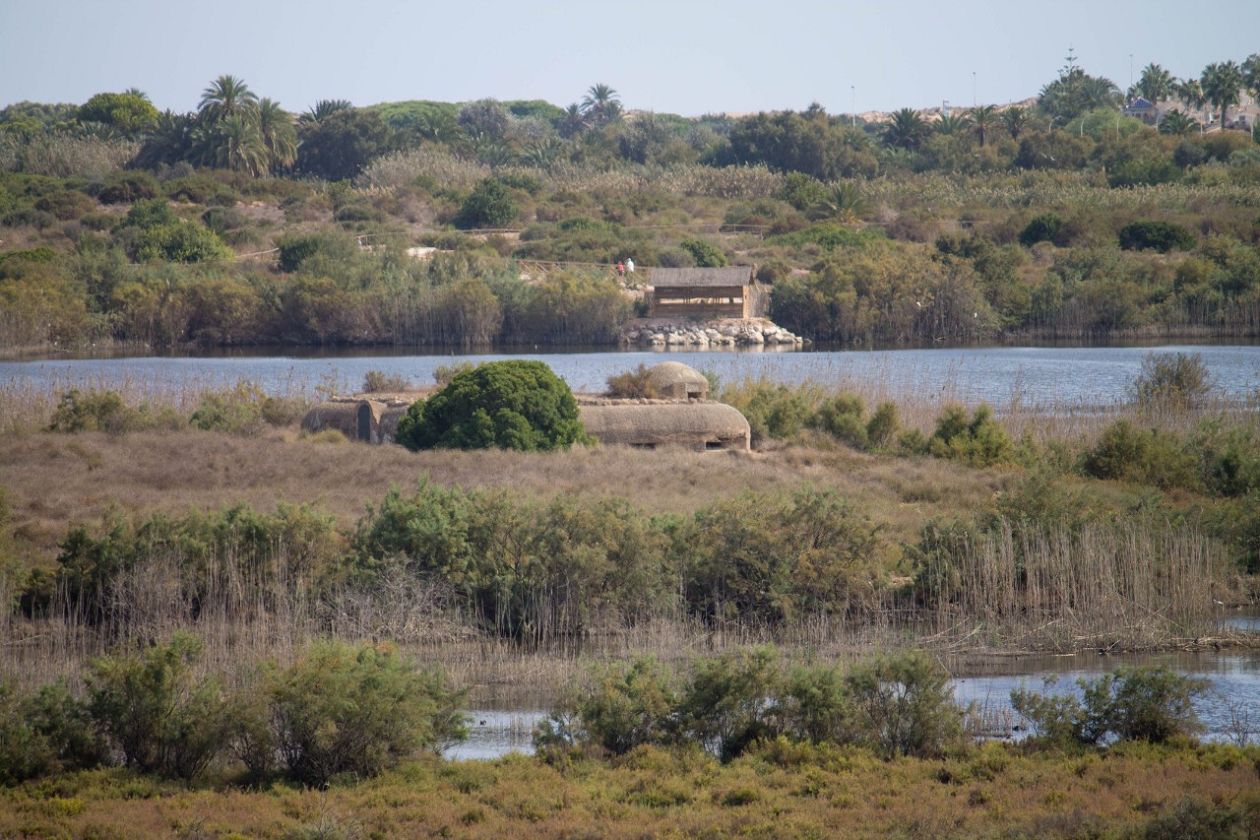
[[581, 83, 621, 125], [970, 105, 997, 147], [1174, 78, 1207, 114], [1157, 110, 1198, 136], [299, 99, 352, 126], [935, 113, 972, 136], [1000, 106, 1028, 140], [882, 108, 930, 150], [815, 182, 869, 223], [1136, 63, 1174, 103], [134, 110, 197, 168], [1201, 61, 1243, 128], [198, 115, 267, 175], [1242, 53, 1260, 100], [257, 98, 298, 171], [558, 103, 586, 138], [199, 74, 258, 124]]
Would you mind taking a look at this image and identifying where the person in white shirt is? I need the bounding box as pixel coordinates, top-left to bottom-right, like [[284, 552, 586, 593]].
[[625, 257, 635, 273]]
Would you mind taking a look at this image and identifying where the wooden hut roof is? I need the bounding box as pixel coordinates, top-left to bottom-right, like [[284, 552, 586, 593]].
[[648, 266, 754, 288]]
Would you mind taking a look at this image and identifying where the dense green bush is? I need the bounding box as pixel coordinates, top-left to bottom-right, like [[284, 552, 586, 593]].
[[865, 401, 901, 449], [719, 378, 820, 445], [1081, 420, 1198, 490], [276, 230, 358, 273], [260, 641, 465, 785], [678, 647, 783, 762], [681, 488, 879, 624], [843, 651, 961, 758], [395, 360, 588, 452], [679, 238, 728, 267], [539, 649, 962, 763], [928, 405, 1013, 466], [1192, 420, 1260, 498], [0, 681, 107, 785], [1011, 666, 1205, 747], [189, 381, 268, 434], [810, 393, 867, 448], [48, 389, 143, 434], [454, 178, 517, 229], [1019, 213, 1066, 247], [1118, 220, 1196, 253], [536, 657, 677, 757], [87, 634, 231, 779]]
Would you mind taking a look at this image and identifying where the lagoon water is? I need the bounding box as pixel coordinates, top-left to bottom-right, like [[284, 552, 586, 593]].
[[4, 343, 1259, 407]]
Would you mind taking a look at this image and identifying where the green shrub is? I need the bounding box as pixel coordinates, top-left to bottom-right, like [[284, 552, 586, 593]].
[[810, 392, 867, 448], [1019, 213, 1065, 247], [1081, 420, 1198, 490], [536, 657, 677, 756], [865, 402, 900, 449], [20, 682, 109, 776], [1191, 420, 1260, 498], [132, 221, 230, 263], [605, 363, 659, 399], [454, 178, 516, 229], [276, 230, 358, 273], [189, 382, 269, 435], [0, 682, 56, 785], [843, 651, 960, 758], [928, 404, 1013, 466], [1011, 666, 1205, 747], [87, 634, 231, 779], [264, 641, 466, 785], [780, 172, 829, 211], [48, 389, 142, 434], [682, 488, 879, 625], [395, 360, 588, 452], [1130, 352, 1214, 410], [678, 238, 728, 267], [678, 647, 782, 761], [780, 663, 855, 745], [94, 171, 158, 204], [1137, 798, 1243, 840], [1118, 220, 1196, 253], [719, 378, 820, 445]]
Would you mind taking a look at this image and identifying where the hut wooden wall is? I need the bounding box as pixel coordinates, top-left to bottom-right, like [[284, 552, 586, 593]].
[[649, 285, 747, 319]]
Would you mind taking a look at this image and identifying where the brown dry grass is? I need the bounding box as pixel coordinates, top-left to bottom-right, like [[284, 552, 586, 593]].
[[0, 429, 1010, 563]]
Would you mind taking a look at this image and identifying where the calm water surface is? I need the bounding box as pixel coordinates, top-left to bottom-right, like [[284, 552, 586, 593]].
[[4, 344, 1259, 407]]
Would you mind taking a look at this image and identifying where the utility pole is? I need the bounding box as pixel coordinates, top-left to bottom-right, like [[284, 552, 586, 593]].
[[851, 85, 856, 128], [972, 71, 976, 107]]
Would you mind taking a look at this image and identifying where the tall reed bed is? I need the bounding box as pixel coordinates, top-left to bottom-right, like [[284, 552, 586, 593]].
[[918, 518, 1222, 650]]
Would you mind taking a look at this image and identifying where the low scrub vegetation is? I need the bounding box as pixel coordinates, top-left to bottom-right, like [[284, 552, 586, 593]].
[[1012, 666, 1206, 747], [1, 635, 464, 787], [537, 648, 963, 762]]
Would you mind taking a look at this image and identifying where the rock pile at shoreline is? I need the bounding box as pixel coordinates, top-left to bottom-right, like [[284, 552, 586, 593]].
[[622, 320, 805, 349]]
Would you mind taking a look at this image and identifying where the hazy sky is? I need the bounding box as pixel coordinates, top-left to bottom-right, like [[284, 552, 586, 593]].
[[2, 0, 1258, 116]]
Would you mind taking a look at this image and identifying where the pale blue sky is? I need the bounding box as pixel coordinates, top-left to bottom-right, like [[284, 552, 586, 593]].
[[2, 0, 1258, 116]]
